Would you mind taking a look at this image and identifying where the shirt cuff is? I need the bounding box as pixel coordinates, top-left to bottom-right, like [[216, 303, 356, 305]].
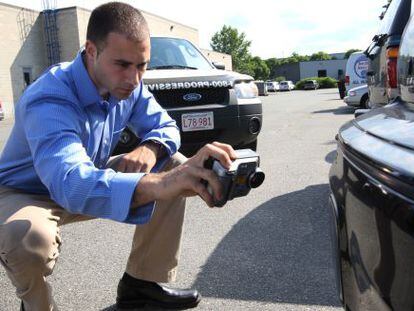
[[110, 172, 147, 222], [141, 134, 177, 157]]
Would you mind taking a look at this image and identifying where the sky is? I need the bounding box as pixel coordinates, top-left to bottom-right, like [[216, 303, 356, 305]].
[[2, 0, 384, 59]]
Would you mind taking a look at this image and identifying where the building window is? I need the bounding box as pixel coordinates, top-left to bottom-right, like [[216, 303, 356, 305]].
[[22, 67, 32, 87], [318, 70, 327, 77]]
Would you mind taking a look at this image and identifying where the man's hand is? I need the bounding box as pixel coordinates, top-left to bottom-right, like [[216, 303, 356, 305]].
[[117, 142, 159, 173], [132, 142, 237, 208]]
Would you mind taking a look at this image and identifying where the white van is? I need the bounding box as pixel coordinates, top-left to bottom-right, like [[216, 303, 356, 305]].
[[345, 52, 369, 93], [279, 80, 295, 91]]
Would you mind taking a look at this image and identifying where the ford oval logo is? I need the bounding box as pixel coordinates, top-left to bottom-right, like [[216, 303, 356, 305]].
[[183, 93, 202, 102]]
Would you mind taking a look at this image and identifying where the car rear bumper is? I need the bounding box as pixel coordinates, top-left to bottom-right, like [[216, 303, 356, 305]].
[[168, 103, 262, 155], [344, 96, 361, 107]]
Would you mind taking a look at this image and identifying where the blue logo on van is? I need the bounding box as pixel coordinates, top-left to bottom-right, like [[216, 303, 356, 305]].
[[354, 55, 369, 79], [183, 93, 202, 102]]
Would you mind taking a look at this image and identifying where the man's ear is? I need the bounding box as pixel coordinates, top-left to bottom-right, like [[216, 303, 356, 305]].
[[85, 40, 98, 61]]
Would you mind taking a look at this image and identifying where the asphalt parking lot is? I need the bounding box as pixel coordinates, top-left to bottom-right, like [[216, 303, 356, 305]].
[[0, 88, 354, 310]]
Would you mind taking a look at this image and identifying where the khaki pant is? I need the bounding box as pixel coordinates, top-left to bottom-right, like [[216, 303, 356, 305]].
[[0, 153, 187, 311]]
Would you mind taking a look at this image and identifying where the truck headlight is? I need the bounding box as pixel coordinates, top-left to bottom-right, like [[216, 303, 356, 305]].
[[348, 91, 356, 97], [234, 81, 258, 99]]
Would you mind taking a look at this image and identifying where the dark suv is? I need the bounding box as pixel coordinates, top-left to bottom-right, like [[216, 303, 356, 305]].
[[365, 0, 411, 107], [329, 7, 414, 310], [113, 37, 262, 156], [303, 80, 319, 90]]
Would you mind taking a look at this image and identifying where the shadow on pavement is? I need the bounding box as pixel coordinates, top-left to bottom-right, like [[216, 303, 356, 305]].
[[322, 140, 337, 146], [101, 305, 168, 311], [101, 305, 172, 311], [318, 91, 340, 96], [312, 106, 354, 115], [191, 184, 341, 307], [325, 150, 337, 164]]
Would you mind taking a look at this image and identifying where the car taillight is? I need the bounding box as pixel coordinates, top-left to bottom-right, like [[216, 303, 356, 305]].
[[386, 47, 398, 90], [345, 75, 350, 85]]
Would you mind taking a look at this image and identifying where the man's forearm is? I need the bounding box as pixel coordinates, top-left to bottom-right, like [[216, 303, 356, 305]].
[[131, 173, 163, 208]]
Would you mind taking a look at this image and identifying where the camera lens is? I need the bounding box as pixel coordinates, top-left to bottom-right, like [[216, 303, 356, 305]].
[[248, 168, 265, 188]]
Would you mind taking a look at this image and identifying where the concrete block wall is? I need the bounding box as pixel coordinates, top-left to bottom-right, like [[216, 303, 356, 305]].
[[201, 49, 232, 71], [299, 59, 347, 80], [76, 7, 90, 48], [0, 3, 46, 118], [143, 11, 199, 46], [55, 7, 81, 62]]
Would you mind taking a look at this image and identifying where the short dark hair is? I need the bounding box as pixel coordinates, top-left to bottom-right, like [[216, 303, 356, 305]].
[[86, 2, 149, 51]]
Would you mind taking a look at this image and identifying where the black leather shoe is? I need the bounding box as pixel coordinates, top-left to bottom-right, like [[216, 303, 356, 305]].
[[116, 273, 201, 309]]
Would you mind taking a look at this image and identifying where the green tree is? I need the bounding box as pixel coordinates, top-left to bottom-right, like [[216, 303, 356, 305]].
[[344, 49, 362, 59], [249, 56, 270, 80], [210, 25, 252, 73], [265, 58, 279, 70], [309, 51, 332, 61], [265, 57, 280, 79]]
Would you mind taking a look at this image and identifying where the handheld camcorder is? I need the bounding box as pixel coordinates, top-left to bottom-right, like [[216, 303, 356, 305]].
[[204, 149, 265, 207]]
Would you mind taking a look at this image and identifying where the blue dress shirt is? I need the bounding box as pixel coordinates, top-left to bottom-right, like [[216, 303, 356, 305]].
[[0, 52, 180, 224]]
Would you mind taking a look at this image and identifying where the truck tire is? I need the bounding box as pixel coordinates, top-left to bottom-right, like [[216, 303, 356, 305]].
[[361, 94, 370, 109]]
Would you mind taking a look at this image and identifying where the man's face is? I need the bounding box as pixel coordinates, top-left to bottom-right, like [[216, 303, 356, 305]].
[[85, 32, 151, 100]]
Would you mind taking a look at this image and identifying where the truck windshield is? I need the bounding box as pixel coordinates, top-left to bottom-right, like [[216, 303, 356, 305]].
[[148, 37, 214, 70]]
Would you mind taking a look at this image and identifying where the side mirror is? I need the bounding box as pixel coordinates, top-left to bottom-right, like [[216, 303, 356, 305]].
[[213, 62, 225, 70], [354, 109, 370, 118]]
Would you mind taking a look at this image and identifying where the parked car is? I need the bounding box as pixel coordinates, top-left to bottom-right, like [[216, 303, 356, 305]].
[[303, 80, 319, 90], [329, 9, 414, 310], [0, 100, 4, 120], [345, 52, 369, 94], [112, 37, 262, 156], [265, 81, 279, 92], [344, 84, 370, 108], [365, 0, 411, 107], [254, 81, 269, 96], [279, 80, 295, 91]]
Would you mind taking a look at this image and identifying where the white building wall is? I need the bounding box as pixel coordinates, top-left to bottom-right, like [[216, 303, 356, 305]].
[[143, 11, 199, 45], [54, 7, 80, 62], [299, 59, 347, 80], [76, 7, 90, 48], [0, 3, 46, 118], [201, 49, 232, 71]]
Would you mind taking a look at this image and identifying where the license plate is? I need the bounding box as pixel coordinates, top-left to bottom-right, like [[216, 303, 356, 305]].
[[181, 112, 214, 132]]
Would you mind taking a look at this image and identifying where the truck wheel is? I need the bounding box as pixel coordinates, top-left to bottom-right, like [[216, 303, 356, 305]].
[[361, 94, 370, 109]]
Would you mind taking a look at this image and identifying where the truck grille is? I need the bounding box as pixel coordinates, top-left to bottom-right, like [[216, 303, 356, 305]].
[[151, 88, 229, 108]]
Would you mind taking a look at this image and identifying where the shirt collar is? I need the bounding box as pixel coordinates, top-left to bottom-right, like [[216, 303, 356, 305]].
[[71, 50, 104, 107]]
